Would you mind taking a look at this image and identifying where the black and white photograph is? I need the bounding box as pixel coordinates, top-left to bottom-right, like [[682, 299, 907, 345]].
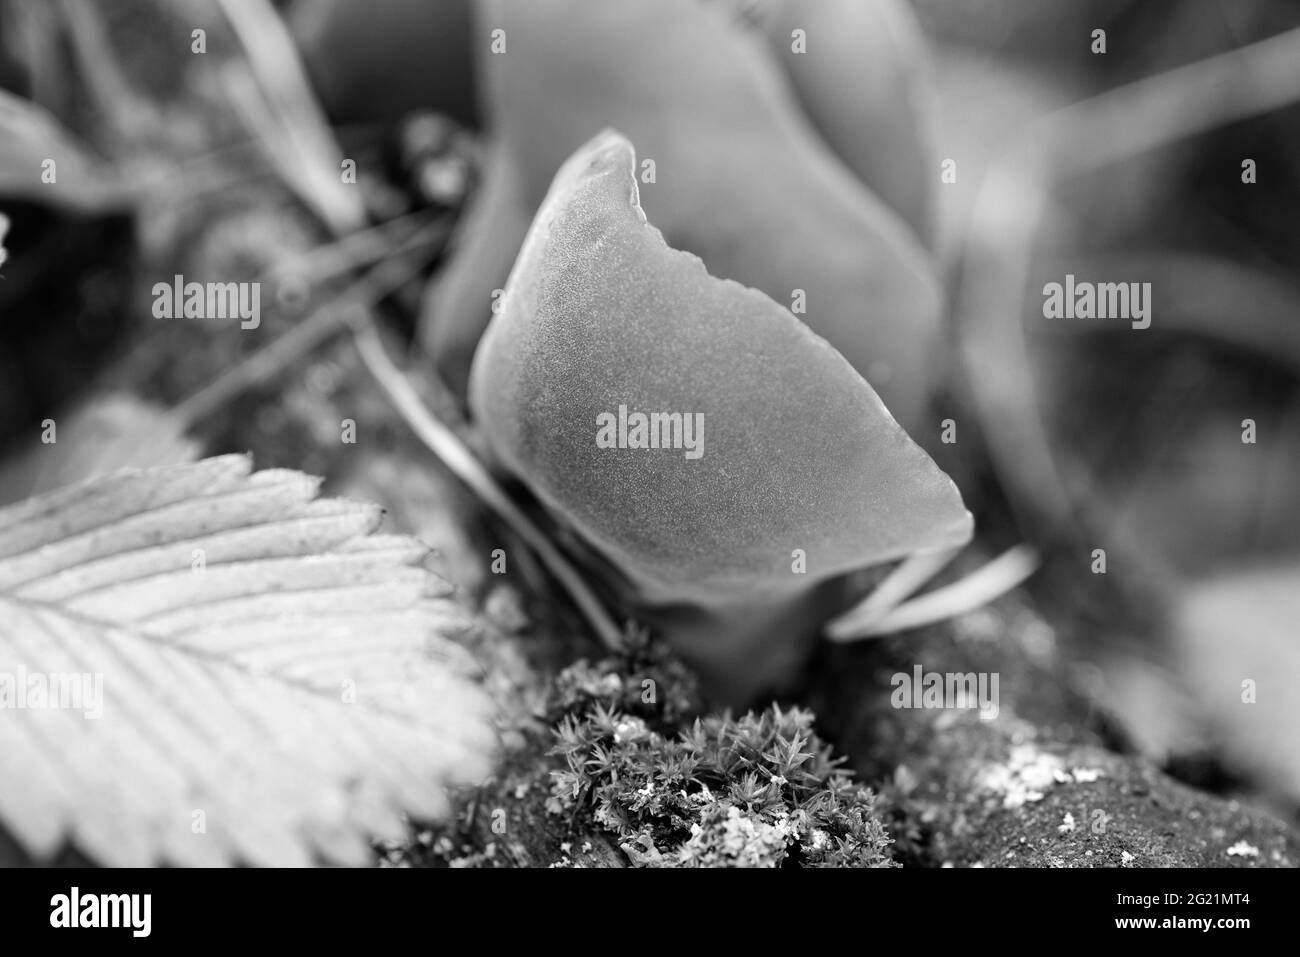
[[0, 0, 1296, 937]]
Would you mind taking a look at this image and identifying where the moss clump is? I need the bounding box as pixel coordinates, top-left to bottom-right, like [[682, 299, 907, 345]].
[[546, 668, 895, 867], [548, 625, 702, 730]]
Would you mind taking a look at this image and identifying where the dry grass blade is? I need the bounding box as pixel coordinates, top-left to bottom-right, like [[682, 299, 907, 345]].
[[216, 0, 366, 236], [826, 545, 1040, 641], [1040, 251, 1300, 374], [166, 220, 443, 430], [350, 323, 625, 652], [0, 88, 132, 212], [959, 25, 1300, 536], [824, 545, 963, 641], [58, 0, 160, 143], [0, 455, 498, 866]]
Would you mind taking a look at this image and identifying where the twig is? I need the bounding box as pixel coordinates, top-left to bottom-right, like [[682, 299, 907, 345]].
[[261, 212, 443, 291], [167, 222, 442, 430], [349, 322, 625, 652]]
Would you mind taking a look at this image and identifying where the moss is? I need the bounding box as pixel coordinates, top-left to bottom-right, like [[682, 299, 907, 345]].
[[385, 631, 893, 868], [547, 625, 702, 730], [545, 645, 895, 868]]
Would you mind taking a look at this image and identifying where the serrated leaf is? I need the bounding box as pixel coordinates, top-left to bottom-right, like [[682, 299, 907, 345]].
[[0, 393, 200, 507], [0, 454, 497, 866]]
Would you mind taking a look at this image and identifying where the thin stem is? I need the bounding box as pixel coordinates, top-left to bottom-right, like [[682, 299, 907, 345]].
[[261, 212, 445, 289], [349, 322, 625, 652], [1044, 24, 1300, 178], [824, 545, 963, 641], [167, 223, 441, 430], [216, 0, 365, 236], [828, 545, 1040, 642]]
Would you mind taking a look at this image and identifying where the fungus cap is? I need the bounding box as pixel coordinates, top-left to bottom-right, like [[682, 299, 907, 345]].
[[470, 131, 971, 608]]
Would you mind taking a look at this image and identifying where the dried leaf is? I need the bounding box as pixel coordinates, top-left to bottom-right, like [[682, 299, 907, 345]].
[[0, 455, 497, 865], [760, 0, 934, 241], [424, 0, 941, 430]]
